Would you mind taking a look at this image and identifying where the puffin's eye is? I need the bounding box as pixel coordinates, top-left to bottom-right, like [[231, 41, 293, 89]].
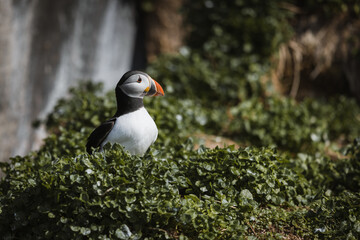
[[137, 77, 142, 83]]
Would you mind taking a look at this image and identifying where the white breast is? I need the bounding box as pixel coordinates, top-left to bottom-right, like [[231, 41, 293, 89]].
[[102, 107, 158, 156]]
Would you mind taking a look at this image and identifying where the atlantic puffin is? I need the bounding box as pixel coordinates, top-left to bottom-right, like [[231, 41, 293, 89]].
[[86, 71, 164, 155]]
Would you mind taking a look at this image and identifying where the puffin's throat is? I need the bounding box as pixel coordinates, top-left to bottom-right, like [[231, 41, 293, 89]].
[[114, 89, 144, 117]]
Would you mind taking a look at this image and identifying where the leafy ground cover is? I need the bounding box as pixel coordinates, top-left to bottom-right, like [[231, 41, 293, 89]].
[[0, 81, 359, 239], [1, 0, 360, 239]]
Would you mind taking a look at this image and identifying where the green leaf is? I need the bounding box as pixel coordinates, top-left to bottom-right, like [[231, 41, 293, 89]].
[[115, 224, 132, 239], [240, 189, 253, 200]]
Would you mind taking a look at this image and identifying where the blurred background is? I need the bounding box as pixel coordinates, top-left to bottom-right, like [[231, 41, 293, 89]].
[[0, 0, 359, 163], [0, 0, 183, 161]]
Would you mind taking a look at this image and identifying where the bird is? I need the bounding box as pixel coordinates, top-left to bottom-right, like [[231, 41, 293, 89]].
[[86, 70, 164, 156]]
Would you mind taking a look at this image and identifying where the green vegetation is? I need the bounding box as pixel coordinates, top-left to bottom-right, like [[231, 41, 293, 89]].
[[1, 0, 360, 239]]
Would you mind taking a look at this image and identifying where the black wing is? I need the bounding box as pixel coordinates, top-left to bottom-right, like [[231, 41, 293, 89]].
[[86, 118, 116, 154]]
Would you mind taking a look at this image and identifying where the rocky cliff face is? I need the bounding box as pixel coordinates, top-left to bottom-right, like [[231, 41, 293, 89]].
[[0, 0, 140, 162]]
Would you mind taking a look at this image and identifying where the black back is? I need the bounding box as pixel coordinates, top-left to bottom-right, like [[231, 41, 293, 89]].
[[86, 118, 116, 154]]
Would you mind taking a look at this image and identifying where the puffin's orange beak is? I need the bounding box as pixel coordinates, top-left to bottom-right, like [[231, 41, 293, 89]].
[[146, 78, 164, 96], [153, 79, 164, 96]]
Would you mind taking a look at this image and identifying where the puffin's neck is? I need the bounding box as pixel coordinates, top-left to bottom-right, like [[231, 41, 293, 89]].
[[114, 89, 144, 117]]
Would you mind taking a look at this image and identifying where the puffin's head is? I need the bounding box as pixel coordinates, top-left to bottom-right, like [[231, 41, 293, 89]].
[[116, 71, 164, 98]]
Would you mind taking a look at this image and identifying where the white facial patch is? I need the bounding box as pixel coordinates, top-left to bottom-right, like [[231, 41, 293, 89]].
[[120, 74, 151, 98]]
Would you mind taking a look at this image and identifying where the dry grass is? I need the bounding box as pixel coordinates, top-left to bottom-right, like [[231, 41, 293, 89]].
[[271, 12, 360, 101], [192, 132, 241, 149]]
